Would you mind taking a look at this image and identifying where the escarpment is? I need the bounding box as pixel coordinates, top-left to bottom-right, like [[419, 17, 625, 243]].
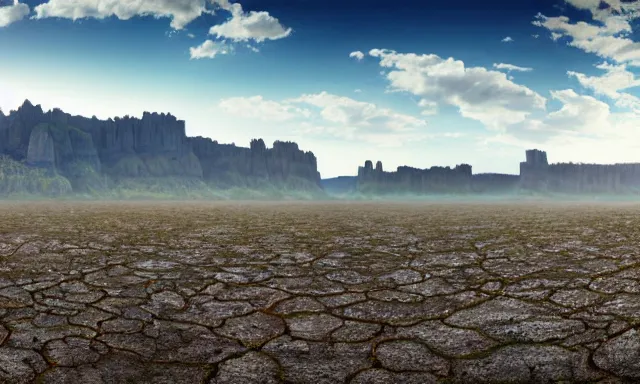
[[356, 149, 640, 195], [0, 100, 321, 196]]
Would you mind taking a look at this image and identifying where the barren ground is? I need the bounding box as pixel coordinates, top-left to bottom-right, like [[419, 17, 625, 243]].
[[1, 201, 640, 383]]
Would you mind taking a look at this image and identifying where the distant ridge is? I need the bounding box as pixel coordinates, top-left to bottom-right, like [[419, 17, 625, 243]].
[[0, 100, 322, 197], [350, 149, 640, 195]]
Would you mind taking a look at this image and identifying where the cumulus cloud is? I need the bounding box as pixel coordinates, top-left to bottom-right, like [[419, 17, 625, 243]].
[[568, 62, 640, 111], [493, 63, 533, 72], [564, 0, 640, 21], [33, 0, 210, 30], [189, 40, 231, 59], [218, 92, 428, 145], [349, 51, 365, 61], [545, 89, 611, 130], [491, 1, 640, 149], [208, 0, 291, 43], [569, 62, 640, 97], [31, 0, 291, 54], [533, 12, 640, 66], [296, 122, 429, 147], [505, 89, 613, 143], [366, 48, 546, 130], [0, 0, 29, 28], [501, 36, 514, 42], [499, 89, 640, 156], [288, 91, 427, 133], [219, 95, 310, 122]]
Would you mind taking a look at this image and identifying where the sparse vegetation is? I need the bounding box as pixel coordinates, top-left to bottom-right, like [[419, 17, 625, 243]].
[[0, 156, 72, 196], [0, 157, 326, 200]]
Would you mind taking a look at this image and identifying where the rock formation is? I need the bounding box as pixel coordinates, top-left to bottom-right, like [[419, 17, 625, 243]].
[[188, 137, 320, 188], [0, 100, 322, 196], [355, 150, 640, 195], [357, 160, 473, 194], [471, 173, 520, 193], [520, 149, 640, 193], [26, 125, 55, 168]]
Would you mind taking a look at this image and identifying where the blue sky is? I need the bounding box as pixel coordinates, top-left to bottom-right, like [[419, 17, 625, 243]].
[[2, 0, 640, 177]]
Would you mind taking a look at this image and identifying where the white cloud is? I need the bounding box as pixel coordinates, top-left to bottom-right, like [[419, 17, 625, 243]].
[[366, 48, 546, 130], [296, 121, 429, 148], [502, 36, 514, 42], [568, 62, 640, 111], [246, 44, 260, 52], [187, 33, 195, 38], [31, 0, 290, 53], [500, 87, 640, 150], [545, 89, 611, 132], [493, 63, 533, 72], [568, 62, 640, 98], [534, 12, 640, 66], [33, 0, 210, 30], [491, 1, 640, 151], [503, 89, 612, 144], [209, 1, 291, 43], [189, 40, 230, 59], [354, 89, 362, 93], [288, 91, 427, 133], [551, 32, 563, 41], [564, 0, 640, 21], [532, 34, 540, 38], [219, 95, 311, 122], [418, 99, 438, 115], [0, 0, 29, 28], [349, 51, 365, 61], [218, 92, 428, 145]]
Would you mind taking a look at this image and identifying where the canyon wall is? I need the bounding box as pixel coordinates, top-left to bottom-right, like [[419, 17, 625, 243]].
[[357, 160, 473, 194], [0, 100, 321, 195], [520, 149, 640, 193], [355, 150, 640, 195]]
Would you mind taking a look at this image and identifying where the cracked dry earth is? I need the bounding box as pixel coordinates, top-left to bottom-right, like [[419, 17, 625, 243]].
[[1, 201, 640, 383]]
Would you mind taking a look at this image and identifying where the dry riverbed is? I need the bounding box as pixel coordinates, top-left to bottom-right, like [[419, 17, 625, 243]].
[[1, 200, 640, 383]]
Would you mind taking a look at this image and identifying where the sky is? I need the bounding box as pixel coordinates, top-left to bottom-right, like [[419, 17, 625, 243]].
[[2, 0, 640, 178]]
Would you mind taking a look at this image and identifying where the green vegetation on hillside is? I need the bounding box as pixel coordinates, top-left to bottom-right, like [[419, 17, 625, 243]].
[[0, 156, 326, 200], [0, 156, 72, 196]]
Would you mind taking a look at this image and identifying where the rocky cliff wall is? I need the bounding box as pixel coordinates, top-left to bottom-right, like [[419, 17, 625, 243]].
[[189, 137, 321, 187], [357, 161, 473, 194], [471, 173, 520, 193], [0, 100, 322, 195], [520, 150, 640, 193], [354, 149, 640, 196], [26, 125, 56, 168]]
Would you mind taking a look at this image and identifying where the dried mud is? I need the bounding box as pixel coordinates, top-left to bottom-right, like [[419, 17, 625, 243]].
[[0, 200, 639, 383]]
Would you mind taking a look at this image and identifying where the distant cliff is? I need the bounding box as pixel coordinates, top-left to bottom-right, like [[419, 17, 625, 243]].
[[321, 176, 357, 195], [357, 160, 475, 194], [354, 150, 640, 195], [0, 100, 321, 197], [520, 149, 640, 193]]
